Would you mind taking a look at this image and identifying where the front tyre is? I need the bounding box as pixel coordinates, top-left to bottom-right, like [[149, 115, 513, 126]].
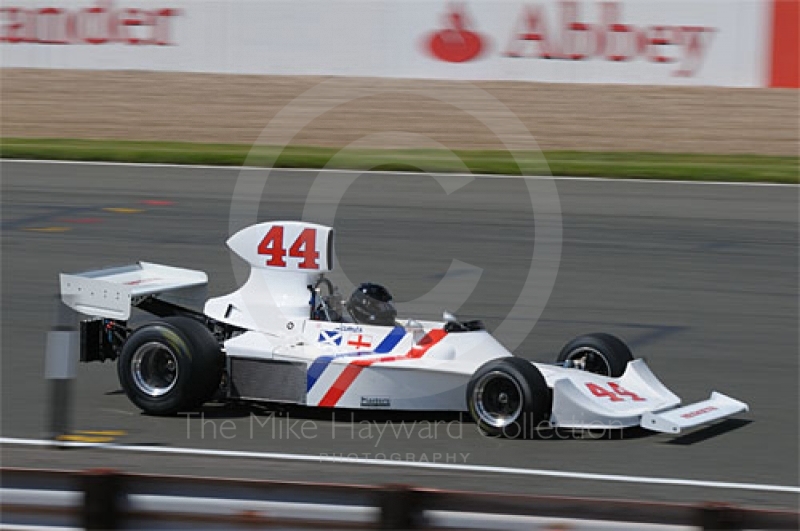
[[118, 316, 223, 415], [467, 357, 550, 439], [557, 333, 633, 377]]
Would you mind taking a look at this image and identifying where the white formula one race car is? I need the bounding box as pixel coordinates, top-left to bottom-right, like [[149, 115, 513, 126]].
[[61, 221, 748, 438]]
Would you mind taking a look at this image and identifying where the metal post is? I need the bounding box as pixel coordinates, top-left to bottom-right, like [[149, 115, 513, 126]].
[[81, 469, 124, 530], [45, 295, 79, 442], [378, 485, 424, 529], [697, 502, 744, 530]]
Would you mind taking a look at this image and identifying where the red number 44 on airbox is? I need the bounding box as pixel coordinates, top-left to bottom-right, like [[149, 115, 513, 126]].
[[60, 221, 747, 439]]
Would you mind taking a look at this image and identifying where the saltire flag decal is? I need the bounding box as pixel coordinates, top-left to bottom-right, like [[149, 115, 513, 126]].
[[317, 328, 447, 407], [318, 330, 342, 346]]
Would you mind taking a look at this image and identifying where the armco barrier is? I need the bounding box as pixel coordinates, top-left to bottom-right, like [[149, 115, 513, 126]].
[[1, 467, 798, 530], [1, 0, 797, 88]]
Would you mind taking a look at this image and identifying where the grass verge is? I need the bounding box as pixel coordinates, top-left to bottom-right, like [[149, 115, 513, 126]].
[[1, 138, 797, 183]]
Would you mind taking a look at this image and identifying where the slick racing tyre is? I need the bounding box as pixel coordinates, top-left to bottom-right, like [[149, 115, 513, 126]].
[[467, 357, 550, 439], [557, 333, 633, 378], [118, 316, 223, 415]]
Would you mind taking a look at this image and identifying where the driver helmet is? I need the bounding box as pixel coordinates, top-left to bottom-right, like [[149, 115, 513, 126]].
[[346, 283, 397, 326]]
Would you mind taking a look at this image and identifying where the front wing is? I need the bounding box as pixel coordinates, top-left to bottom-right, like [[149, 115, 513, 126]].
[[640, 392, 749, 434], [546, 359, 748, 433]]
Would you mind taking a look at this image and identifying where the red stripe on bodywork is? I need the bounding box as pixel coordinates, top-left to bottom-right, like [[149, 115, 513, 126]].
[[317, 365, 364, 407], [317, 329, 447, 407]]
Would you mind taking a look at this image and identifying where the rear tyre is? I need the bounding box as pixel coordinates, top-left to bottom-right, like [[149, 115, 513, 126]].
[[466, 357, 550, 439], [118, 316, 223, 415], [557, 333, 633, 378]]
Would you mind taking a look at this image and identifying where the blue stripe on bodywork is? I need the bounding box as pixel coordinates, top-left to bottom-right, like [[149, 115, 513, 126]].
[[306, 355, 335, 391], [373, 326, 406, 353], [306, 326, 407, 391]]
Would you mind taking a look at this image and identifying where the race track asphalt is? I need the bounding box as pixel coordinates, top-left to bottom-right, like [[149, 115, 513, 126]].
[[1, 160, 797, 509]]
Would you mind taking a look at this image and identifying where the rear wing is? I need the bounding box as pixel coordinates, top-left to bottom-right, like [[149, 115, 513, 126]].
[[60, 262, 208, 320]]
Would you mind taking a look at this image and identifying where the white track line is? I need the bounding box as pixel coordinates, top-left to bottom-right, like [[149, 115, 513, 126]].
[[1, 158, 796, 187], [2, 437, 798, 494]]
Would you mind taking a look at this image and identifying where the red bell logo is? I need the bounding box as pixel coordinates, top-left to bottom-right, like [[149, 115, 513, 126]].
[[426, 3, 487, 63]]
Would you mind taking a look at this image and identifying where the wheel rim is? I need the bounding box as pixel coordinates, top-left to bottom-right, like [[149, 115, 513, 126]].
[[564, 346, 611, 376], [131, 342, 179, 397], [473, 371, 523, 429]]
